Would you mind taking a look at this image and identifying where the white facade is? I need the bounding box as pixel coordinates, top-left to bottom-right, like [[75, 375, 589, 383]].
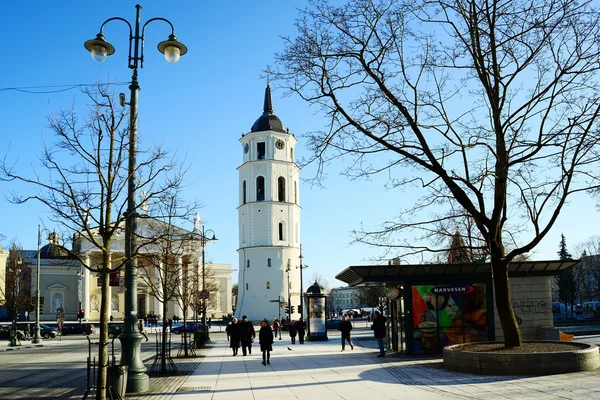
[[235, 84, 302, 321]]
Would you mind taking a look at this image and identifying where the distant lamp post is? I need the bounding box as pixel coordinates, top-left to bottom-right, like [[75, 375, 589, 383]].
[[9, 256, 23, 347], [31, 225, 44, 344], [297, 244, 308, 317], [199, 226, 217, 332], [285, 263, 292, 320], [84, 4, 186, 393]]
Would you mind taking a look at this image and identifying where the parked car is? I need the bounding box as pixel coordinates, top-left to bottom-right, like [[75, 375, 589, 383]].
[[17, 323, 58, 339], [60, 323, 95, 336], [326, 318, 342, 330], [0, 325, 24, 340], [108, 323, 124, 338], [171, 322, 203, 334], [552, 302, 574, 321]]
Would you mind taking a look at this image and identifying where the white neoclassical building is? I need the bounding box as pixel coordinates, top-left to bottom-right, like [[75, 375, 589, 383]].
[[235, 84, 302, 321]]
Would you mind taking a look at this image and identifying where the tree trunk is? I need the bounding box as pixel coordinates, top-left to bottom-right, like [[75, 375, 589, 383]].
[[161, 287, 168, 373], [491, 258, 522, 347], [96, 265, 110, 400]]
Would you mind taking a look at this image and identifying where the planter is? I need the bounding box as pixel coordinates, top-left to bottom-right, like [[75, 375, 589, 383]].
[[444, 341, 599, 375]]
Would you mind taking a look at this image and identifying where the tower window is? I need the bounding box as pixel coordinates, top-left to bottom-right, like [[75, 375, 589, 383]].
[[290, 147, 294, 162], [267, 258, 272, 267], [243, 180, 247, 204], [257, 142, 266, 160], [294, 181, 298, 204], [266, 281, 271, 289], [247, 259, 250, 268], [256, 176, 265, 201], [246, 283, 249, 290], [279, 222, 284, 240], [278, 177, 285, 202]]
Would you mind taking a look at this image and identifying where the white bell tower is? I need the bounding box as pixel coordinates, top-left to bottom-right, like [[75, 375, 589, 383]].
[[235, 83, 301, 322]]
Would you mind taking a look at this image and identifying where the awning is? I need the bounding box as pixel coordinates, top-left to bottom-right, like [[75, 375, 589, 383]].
[[335, 260, 580, 287]]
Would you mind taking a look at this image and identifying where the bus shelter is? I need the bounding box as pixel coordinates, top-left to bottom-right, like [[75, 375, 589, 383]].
[[336, 260, 578, 355]]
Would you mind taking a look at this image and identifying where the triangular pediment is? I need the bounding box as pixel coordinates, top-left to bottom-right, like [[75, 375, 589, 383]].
[[48, 283, 68, 290]]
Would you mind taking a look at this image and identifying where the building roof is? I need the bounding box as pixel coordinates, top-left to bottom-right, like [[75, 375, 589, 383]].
[[250, 83, 286, 133], [336, 260, 580, 287]]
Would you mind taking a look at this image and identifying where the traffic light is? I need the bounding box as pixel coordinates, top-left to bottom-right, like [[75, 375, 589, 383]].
[[284, 306, 290, 315], [79, 309, 85, 319], [290, 306, 295, 314]]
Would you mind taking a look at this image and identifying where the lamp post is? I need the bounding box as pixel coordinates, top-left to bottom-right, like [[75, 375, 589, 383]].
[[31, 225, 43, 344], [285, 263, 291, 320], [84, 4, 187, 393], [297, 244, 308, 318], [200, 226, 217, 332]]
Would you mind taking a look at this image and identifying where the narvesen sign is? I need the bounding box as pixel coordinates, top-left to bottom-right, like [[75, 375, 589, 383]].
[[427, 285, 473, 296]]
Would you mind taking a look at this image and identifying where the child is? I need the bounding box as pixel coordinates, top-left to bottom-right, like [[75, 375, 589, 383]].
[[259, 319, 274, 366]]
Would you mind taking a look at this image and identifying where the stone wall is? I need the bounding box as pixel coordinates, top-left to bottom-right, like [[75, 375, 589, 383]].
[[493, 276, 553, 341]]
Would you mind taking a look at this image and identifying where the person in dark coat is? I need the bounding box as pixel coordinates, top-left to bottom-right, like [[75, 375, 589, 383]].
[[297, 317, 306, 344], [371, 310, 387, 357], [289, 320, 297, 344], [339, 314, 354, 351], [259, 319, 273, 365], [226, 318, 241, 356], [238, 315, 256, 356]]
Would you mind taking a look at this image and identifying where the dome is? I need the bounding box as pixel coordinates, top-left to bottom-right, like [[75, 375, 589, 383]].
[[250, 83, 287, 133], [306, 281, 324, 295]]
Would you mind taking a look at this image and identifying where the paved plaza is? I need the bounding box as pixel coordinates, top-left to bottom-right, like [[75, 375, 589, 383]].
[[140, 330, 600, 400], [4, 328, 600, 399]]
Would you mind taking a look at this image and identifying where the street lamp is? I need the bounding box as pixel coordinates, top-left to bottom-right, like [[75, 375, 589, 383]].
[[297, 244, 308, 318], [31, 225, 44, 344], [199, 226, 217, 332], [84, 4, 187, 393], [285, 262, 291, 320]]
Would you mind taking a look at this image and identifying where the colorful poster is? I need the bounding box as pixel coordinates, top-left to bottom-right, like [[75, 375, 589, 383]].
[[412, 283, 488, 353]]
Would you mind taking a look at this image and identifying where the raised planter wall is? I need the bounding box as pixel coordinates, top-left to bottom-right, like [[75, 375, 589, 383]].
[[444, 342, 600, 375]]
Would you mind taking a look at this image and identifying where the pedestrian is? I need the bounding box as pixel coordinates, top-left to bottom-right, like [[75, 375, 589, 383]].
[[168, 318, 173, 331], [339, 314, 354, 351], [226, 318, 240, 356], [138, 319, 149, 342], [272, 318, 280, 338], [143, 315, 148, 327], [110, 315, 114, 323], [289, 320, 297, 344], [24, 324, 31, 340], [238, 315, 256, 356], [208, 317, 212, 330], [371, 310, 387, 357], [297, 317, 306, 344], [259, 319, 273, 366]]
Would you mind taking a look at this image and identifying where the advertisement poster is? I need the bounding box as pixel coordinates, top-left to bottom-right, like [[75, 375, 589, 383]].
[[412, 283, 488, 353], [309, 297, 326, 336]]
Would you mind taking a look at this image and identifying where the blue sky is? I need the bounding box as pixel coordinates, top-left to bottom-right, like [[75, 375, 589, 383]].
[[1, 1, 599, 290]]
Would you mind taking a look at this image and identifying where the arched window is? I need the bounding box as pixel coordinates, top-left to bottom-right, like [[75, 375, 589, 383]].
[[242, 180, 247, 204], [278, 177, 285, 202], [247, 259, 250, 268], [294, 181, 298, 204], [256, 176, 265, 201], [266, 281, 271, 289], [246, 283, 249, 290], [279, 222, 284, 240], [267, 258, 272, 267]]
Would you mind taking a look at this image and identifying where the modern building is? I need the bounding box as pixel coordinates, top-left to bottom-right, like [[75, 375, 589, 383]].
[[234, 84, 302, 321], [330, 286, 361, 313]]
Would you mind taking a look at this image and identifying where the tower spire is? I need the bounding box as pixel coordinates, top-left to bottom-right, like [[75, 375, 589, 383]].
[[263, 83, 273, 115]]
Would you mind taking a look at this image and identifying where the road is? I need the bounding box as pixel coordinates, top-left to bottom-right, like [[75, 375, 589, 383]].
[[0, 333, 171, 400]]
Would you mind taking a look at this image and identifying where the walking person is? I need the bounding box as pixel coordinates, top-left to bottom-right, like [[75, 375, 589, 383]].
[[239, 315, 256, 356], [371, 310, 387, 357], [259, 319, 273, 366], [24, 324, 31, 340], [339, 314, 354, 351], [226, 318, 241, 356], [138, 319, 149, 342], [297, 317, 306, 344], [289, 320, 297, 344], [272, 318, 280, 339]]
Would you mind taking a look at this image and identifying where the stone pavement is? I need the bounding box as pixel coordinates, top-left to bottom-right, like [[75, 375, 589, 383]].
[[131, 331, 600, 400]]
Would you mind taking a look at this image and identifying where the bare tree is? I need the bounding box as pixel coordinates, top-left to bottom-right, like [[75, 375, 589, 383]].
[[352, 284, 387, 312], [2, 244, 31, 345], [1, 84, 186, 397], [275, 0, 600, 347]]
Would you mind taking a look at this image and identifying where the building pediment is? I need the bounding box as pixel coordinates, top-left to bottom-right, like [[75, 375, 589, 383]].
[[48, 283, 68, 290]]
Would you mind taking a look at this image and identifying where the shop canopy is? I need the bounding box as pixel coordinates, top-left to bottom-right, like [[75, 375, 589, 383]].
[[336, 260, 580, 287]]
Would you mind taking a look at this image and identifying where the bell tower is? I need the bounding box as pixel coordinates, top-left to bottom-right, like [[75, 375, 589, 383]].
[[235, 84, 301, 321]]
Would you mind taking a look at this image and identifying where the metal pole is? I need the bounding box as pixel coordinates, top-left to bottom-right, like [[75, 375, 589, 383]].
[[119, 4, 149, 393], [202, 226, 206, 330], [32, 225, 42, 343], [298, 245, 304, 318]]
